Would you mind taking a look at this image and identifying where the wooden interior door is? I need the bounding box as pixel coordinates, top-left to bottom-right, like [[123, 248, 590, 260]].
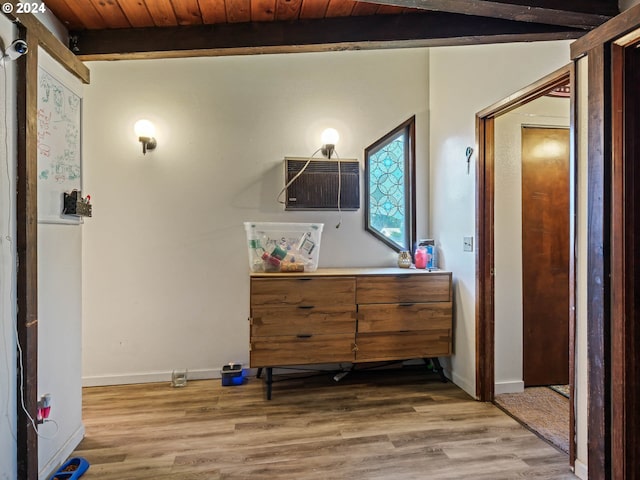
[[521, 126, 570, 387]]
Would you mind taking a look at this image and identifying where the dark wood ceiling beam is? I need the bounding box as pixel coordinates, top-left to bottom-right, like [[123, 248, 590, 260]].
[[354, 0, 617, 29], [72, 12, 583, 60]]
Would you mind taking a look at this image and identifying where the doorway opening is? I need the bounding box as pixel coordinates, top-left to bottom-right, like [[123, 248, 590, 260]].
[[475, 64, 576, 464]]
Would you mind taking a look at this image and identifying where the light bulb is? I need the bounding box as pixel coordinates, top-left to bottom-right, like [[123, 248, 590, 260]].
[[134, 119, 157, 154], [321, 128, 339, 145], [134, 119, 156, 138]]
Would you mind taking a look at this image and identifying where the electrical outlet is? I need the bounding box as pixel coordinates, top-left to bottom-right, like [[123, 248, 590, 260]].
[[463, 236, 474, 252]]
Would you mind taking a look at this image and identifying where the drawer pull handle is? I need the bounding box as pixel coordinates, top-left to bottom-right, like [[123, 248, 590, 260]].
[[399, 303, 415, 307], [297, 278, 313, 282], [397, 274, 411, 279], [298, 305, 315, 309], [296, 334, 313, 339]]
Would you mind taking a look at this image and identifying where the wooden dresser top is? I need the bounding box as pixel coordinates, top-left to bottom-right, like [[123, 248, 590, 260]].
[[250, 267, 450, 278]]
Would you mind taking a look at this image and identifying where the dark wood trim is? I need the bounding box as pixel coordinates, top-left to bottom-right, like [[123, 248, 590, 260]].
[[74, 31, 583, 62], [364, 116, 417, 253], [354, 0, 615, 29], [476, 64, 572, 118], [475, 66, 575, 463], [15, 26, 38, 480], [610, 32, 640, 480], [408, 117, 417, 254], [585, 44, 611, 480], [621, 37, 640, 479], [610, 41, 625, 480], [571, 2, 640, 59], [71, 13, 583, 61], [571, 7, 640, 477], [3, 1, 90, 83], [568, 60, 577, 469], [475, 115, 494, 402]]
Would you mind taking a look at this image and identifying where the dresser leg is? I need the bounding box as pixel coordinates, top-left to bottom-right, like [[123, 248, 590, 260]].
[[266, 367, 273, 400], [430, 357, 447, 383], [256, 367, 263, 379]]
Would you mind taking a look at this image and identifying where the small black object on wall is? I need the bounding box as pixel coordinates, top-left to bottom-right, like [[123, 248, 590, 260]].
[[63, 190, 92, 217]]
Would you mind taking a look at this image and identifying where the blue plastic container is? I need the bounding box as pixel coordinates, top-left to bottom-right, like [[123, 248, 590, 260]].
[[221, 364, 244, 386]]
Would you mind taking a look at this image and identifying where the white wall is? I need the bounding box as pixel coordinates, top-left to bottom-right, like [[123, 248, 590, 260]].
[[429, 41, 571, 395], [493, 96, 570, 394], [81, 49, 430, 385], [0, 18, 18, 480], [80, 40, 587, 470]]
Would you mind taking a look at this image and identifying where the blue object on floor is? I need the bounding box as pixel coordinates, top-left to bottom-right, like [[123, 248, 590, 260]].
[[221, 363, 244, 386], [50, 457, 89, 480]]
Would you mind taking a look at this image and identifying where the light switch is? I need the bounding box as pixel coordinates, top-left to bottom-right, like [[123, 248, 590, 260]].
[[463, 236, 474, 252]]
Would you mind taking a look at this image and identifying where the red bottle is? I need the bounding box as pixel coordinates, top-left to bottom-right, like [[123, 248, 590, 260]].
[[414, 246, 427, 269]]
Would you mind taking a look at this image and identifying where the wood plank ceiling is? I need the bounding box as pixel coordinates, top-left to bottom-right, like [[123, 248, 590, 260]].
[[42, 0, 620, 60]]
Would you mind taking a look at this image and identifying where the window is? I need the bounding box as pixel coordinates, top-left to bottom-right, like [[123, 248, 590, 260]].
[[364, 116, 416, 252]]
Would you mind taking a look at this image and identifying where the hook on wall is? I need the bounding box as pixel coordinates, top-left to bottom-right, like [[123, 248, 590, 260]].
[[465, 147, 474, 175]]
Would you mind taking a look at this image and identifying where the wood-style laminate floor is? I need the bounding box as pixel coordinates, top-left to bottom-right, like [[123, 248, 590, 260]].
[[72, 367, 577, 479]]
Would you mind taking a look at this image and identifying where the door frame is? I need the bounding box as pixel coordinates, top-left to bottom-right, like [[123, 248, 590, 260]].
[[570, 4, 640, 477], [475, 64, 576, 465], [610, 29, 640, 480], [3, 9, 90, 479]]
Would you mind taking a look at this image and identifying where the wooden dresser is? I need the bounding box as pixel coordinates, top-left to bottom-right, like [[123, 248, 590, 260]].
[[249, 267, 452, 399]]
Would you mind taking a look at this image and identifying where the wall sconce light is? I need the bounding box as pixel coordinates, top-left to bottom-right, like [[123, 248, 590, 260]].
[[134, 119, 157, 155], [279, 126, 344, 228], [321, 128, 339, 159]]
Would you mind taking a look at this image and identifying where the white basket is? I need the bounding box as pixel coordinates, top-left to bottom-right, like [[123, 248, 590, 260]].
[[244, 222, 324, 273]]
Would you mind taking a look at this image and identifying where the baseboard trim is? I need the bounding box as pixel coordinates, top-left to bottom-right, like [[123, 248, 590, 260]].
[[39, 424, 85, 480], [83, 365, 471, 394], [449, 370, 474, 398], [82, 366, 357, 387], [82, 368, 223, 387], [574, 459, 588, 479], [494, 380, 525, 395]]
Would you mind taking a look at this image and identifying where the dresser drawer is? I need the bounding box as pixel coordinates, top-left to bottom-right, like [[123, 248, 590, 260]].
[[356, 273, 451, 304], [357, 302, 452, 333], [251, 305, 356, 336], [355, 330, 451, 362], [251, 277, 356, 307], [250, 334, 355, 367]]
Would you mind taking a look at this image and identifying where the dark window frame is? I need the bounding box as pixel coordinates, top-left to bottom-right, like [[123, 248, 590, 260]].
[[364, 116, 417, 253]]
